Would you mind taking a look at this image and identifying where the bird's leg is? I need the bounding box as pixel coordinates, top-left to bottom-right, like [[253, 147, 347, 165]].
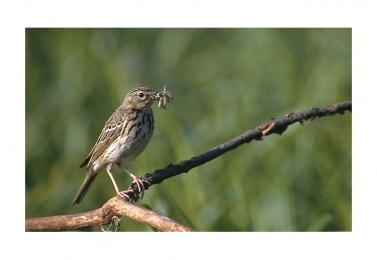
[[106, 164, 130, 200], [116, 163, 145, 199]]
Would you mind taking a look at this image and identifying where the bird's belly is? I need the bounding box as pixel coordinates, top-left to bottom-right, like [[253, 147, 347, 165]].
[[106, 128, 153, 164]]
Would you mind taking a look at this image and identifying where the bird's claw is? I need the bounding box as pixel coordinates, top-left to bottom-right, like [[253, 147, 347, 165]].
[[117, 190, 131, 201], [132, 178, 146, 199]]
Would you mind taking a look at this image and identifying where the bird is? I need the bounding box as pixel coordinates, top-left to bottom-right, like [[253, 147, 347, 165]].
[[73, 87, 162, 205]]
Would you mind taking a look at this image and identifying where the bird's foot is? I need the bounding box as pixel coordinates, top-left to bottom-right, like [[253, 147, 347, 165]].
[[116, 164, 149, 200], [131, 177, 146, 199]]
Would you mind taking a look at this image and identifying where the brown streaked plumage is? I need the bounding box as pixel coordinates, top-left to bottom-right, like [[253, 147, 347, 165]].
[[73, 87, 160, 205]]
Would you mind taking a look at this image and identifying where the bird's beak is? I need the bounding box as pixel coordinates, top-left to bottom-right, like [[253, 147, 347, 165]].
[[151, 92, 160, 100]]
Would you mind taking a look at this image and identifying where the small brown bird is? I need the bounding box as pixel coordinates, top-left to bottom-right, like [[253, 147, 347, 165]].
[[73, 87, 172, 205]]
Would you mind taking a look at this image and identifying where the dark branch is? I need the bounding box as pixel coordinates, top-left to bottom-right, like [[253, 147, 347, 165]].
[[125, 101, 352, 202]]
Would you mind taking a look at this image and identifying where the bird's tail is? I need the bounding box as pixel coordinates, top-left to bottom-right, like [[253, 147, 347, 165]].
[[73, 168, 99, 205]]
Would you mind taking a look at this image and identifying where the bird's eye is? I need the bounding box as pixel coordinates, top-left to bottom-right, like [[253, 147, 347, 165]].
[[137, 92, 144, 98]]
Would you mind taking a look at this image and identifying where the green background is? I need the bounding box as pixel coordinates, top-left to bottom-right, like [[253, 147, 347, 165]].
[[25, 28, 351, 231]]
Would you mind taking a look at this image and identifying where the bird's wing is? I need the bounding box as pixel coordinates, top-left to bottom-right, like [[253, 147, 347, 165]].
[[79, 108, 129, 169]]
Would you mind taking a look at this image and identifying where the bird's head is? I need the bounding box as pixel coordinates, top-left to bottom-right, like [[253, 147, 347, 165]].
[[122, 87, 159, 111]]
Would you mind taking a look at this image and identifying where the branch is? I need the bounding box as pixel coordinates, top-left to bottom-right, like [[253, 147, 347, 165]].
[[25, 101, 351, 231], [125, 101, 352, 201], [25, 196, 194, 232]]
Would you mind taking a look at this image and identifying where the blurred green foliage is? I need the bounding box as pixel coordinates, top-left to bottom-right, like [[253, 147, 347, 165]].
[[25, 28, 351, 231]]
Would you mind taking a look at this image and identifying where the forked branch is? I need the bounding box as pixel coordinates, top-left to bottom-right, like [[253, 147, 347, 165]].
[[25, 196, 194, 231]]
